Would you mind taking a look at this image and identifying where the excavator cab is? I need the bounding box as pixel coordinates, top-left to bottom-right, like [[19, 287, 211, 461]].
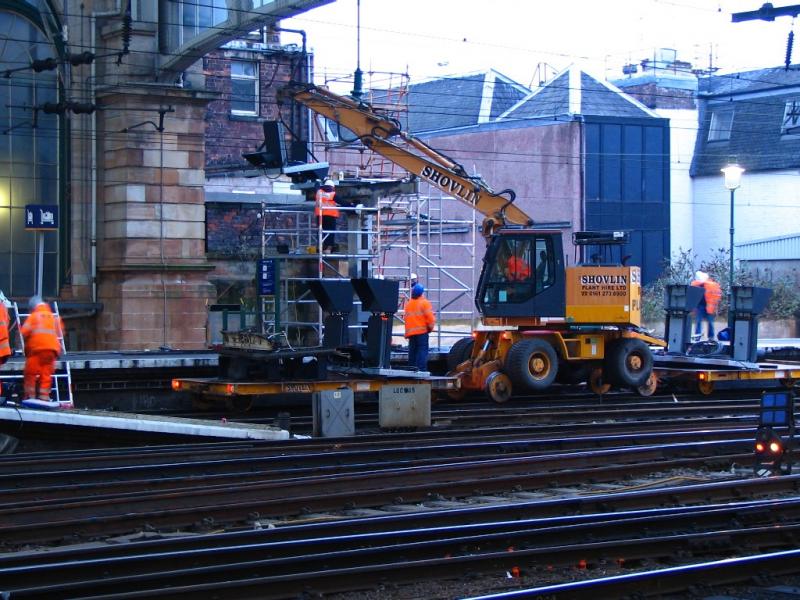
[[476, 230, 565, 318]]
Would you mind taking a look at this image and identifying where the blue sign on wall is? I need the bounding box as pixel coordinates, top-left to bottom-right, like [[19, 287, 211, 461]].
[[258, 259, 277, 295], [24, 204, 59, 230]]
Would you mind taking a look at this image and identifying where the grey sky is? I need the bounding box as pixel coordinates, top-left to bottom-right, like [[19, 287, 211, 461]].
[[284, 0, 795, 87]]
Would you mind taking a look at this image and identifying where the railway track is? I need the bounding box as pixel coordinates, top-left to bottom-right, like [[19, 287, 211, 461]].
[[1, 392, 794, 597], [156, 395, 768, 433], [3, 479, 800, 598], [0, 423, 756, 547]]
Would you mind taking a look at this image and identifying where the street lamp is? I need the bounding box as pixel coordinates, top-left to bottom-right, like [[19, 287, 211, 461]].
[[721, 163, 744, 328]]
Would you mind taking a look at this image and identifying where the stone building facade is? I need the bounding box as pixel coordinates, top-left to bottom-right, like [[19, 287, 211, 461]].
[[0, 0, 325, 350]]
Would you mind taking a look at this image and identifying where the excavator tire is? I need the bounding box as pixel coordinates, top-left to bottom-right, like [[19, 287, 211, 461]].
[[447, 337, 474, 371], [505, 338, 558, 392], [605, 338, 653, 388]]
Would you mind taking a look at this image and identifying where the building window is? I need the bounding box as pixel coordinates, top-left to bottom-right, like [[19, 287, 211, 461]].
[[708, 109, 733, 141], [179, 0, 227, 46], [231, 61, 258, 116], [0, 10, 60, 298], [781, 100, 800, 136]]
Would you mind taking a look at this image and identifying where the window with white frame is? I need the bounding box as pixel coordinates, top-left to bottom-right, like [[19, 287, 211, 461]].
[[231, 60, 258, 115], [781, 100, 800, 136], [708, 109, 733, 141]]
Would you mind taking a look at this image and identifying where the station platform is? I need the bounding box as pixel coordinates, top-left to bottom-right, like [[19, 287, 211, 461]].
[[0, 405, 289, 447], [0, 350, 220, 373]]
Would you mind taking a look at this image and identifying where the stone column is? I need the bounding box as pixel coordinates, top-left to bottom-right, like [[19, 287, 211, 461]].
[[95, 85, 216, 350]]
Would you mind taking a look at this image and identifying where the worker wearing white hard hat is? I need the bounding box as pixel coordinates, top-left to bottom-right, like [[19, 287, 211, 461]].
[[315, 178, 340, 254]]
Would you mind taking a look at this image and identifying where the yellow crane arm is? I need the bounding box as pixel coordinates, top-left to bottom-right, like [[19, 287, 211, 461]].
[[281, 83, 533, 233]]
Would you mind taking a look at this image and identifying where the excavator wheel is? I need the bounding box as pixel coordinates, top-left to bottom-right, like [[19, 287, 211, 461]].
[[447, 337, 475, 372], [589, 368, 611, 395], [505, 338, 558, 392], [636, 372, 659, 397], [605, 338, 653, 388], [484, 371, 512, 403]]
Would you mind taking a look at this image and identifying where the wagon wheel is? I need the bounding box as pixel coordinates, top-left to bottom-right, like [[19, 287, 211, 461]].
[[636, 372, 659, 397], [446, 388, 467, 401], [485, 371, 512, 404], [589, 368, 611, 395], [696, 380, 715, 396], [224, 396, 254, 412]]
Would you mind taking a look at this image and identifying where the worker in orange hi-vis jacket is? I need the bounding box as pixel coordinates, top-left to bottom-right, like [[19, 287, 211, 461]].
[[314, 179, 340, 254], [21, 296, 63, 403], [0, 290, 11, 402], [690, 270, 722, 341], [0, 291, 10, 367], [404, 283, 436, 372]]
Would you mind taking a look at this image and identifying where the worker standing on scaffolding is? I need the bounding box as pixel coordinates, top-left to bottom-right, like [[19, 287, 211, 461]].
[[315, 179, 340, 254]]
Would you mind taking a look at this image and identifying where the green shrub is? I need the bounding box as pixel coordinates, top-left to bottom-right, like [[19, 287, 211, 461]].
[[642, 248, 800, 323]]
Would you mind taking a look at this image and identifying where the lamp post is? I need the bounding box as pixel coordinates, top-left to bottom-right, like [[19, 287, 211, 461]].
[[721, 163, 744, 328]]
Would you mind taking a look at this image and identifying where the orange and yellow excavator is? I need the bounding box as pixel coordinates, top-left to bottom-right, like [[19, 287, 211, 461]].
[[281, 83, 664, 401]]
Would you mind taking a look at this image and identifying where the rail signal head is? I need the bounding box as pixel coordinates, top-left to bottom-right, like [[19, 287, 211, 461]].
[[754, 425, 786, 477]]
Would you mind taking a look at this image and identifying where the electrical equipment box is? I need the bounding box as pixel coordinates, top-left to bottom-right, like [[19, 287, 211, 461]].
[[312, 388, 354, 437], [379, 383, 431, 428]]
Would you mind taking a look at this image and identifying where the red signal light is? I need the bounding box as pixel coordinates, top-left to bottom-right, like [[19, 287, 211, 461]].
[[770, 441, 782, 453], [171, 380, 181, 391], [755, 442, 765, 452]]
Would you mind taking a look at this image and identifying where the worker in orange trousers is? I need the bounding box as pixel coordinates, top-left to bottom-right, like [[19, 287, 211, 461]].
[[0, 292, 10, 366], [0, 291, 11, 402], [21, 296, 63, 403]]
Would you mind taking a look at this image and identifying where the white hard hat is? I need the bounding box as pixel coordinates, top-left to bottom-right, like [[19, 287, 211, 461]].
[[323, 179, 335, 187], [695, 271, 709, 283], [410, 272, 417, 281]]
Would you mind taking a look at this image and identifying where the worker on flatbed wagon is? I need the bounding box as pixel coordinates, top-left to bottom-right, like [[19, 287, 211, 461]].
[[405, 283, 435, 372], [21, 296, 63, 406], [691, 271, 722, 341]]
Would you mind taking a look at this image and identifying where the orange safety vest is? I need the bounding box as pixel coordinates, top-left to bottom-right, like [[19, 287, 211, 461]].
[[404, 295, 435, 338], [691, 278, 722, 315], [507, 256, 531, 281], [0, 303, 10, 359], [21, 304, 62, 356], [314, 189, 340, 218]]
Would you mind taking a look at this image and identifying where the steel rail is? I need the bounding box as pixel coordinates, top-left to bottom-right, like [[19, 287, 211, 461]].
[[0, 440, 751, 546], [3, 472, 799, 568], [4, 497, 800, 599], [465, 548, 800, 599], [0, 428, 756, 495], [0, 415, 757, 476]]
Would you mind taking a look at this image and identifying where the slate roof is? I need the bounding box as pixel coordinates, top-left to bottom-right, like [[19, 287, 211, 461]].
[[398, 70, 530, 133], [499, 66, 657, 121], [691, 65, 800, 176], [699, 65, 800, 96]]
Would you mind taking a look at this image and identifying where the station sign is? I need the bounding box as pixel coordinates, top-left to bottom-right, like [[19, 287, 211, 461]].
[[24, 204, 59, 230], [257, 258, 277, 295]]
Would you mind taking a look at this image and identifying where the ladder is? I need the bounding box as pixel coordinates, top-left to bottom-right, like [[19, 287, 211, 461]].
[[9, 301, 73, 409]]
